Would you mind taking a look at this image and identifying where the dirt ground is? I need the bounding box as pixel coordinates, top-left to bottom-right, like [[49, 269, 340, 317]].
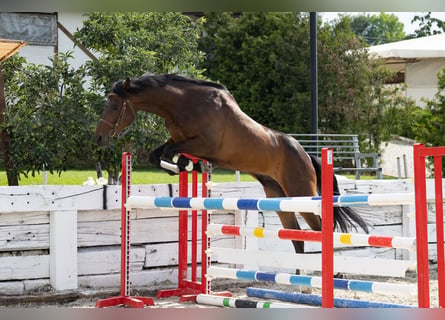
[[0, 264, 439, 308]]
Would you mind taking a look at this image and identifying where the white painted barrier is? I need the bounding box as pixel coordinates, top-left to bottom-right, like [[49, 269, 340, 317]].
[[0, 178, 443, 295], [207, 247, 416, 277]]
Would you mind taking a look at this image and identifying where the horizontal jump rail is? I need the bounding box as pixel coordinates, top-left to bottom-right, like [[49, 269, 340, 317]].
[[208, 247, 416, 278], [246, 287, 414, 308], [207, 224, 416, 251], [196, 293, 303, 308], [207, 266, 417, 296], [125, 193, 415, 214]]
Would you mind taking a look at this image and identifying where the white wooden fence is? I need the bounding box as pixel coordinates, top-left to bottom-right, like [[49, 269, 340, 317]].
[[0, 179, 442, 295]]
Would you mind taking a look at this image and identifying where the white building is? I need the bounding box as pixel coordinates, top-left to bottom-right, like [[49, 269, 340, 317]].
[[369, 34, 445, 177], [1, 12, 91, 67], [369, 33, 445, 108]]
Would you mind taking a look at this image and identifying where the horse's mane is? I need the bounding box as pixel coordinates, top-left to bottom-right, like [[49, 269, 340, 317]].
[[112, 73, 227, 97]]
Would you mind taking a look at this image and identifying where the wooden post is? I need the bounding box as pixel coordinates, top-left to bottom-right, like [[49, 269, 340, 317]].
[[49, 210, 78, 290]]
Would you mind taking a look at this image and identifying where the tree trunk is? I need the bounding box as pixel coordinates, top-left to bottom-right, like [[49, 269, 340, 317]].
[[0, 66, 18, 186]]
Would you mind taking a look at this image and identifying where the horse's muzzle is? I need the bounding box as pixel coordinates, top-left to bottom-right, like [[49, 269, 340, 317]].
[[95, 132, 109, 147]]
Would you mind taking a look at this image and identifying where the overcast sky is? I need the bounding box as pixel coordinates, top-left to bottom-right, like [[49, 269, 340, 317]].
[[320, 12, 445, 35]]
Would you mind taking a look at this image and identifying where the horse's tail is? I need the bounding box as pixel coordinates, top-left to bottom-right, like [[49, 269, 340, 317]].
[[309, 154, 369, 233]]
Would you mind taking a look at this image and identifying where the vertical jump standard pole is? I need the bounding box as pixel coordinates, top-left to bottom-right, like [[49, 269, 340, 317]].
[[413, 143, 445, 308], [413, 144, 429, 308], [201, 161, 210, 295], [178, 170, 189, 289], [321, 148, 334, 308], [95, 152, 154, 308], [433, 155, 445, 308], [156, 155, 209, 302]]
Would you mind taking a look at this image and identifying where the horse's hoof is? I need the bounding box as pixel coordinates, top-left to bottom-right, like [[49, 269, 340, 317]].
[[334, 272, 347, 279], [300, 287, 312, 294]]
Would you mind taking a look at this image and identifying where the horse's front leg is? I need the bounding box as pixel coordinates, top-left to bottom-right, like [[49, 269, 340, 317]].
[[149, 139, 172, 167], [149, 139, 202, 175], [161, 138, 211, 173], [161, 153, 208, 174], [149, 139, 182, 175]]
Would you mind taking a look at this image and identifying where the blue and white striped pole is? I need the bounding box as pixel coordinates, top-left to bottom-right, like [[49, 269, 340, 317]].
[[126, 193, 414, 214], [207, 266, 417, 296]]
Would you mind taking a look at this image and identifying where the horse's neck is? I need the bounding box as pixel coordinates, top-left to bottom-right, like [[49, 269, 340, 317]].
[[134, 88, 178, 121]]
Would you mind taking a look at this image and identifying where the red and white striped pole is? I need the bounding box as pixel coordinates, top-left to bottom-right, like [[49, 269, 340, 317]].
[[95, 152, 154, 308]]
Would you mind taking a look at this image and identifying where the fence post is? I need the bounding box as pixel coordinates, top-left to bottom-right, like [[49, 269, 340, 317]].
[[49, 210, 78, 290]]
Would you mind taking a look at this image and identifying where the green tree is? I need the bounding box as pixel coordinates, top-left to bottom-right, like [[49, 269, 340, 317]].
[[348, 13, 406, 45], [200, 12, 312, 133], [201, 13, 400, 154], [410, 12, 445, 38], [74, 12, 206, 182], [318, 16, 397, 152], [380, 85, 427, 142], [1, 52, 95, 184], [422, 69, 445, 147]]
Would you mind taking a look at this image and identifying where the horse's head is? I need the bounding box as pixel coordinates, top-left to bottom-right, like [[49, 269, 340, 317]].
[[95, 80, 136, 147]]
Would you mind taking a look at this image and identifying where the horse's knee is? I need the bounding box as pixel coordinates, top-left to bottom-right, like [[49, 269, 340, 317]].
[[148, 150, 161, 166]]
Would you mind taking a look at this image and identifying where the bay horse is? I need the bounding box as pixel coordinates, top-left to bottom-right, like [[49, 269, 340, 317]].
[[95, 73, 369, 255]]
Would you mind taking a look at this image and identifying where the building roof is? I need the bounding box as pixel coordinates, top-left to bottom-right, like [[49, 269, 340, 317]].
[[368, 33, 445, 73], [369, 33, 445, 59], [0, 39, 27, 63]]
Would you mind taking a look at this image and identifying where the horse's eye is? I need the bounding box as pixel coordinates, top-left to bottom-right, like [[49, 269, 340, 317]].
[[106, 96, 119, 111], [105, 97, 113, 108]]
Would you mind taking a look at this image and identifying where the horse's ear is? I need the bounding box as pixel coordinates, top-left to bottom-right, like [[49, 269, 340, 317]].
[[123, 78, 131, 91]]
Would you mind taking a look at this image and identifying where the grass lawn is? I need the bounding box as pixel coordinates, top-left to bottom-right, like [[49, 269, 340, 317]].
[[0, 167, 257, 186], [0, 167, 387, 186]]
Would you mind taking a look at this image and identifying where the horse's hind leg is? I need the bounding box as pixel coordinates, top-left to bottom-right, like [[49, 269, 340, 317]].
[[255, 174, 315, 294], [253, 174, 304, 254], [275, 150, 322, 232]]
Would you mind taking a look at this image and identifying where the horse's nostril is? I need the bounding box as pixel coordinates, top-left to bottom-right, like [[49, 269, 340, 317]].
[[95, 134, 104, 146]]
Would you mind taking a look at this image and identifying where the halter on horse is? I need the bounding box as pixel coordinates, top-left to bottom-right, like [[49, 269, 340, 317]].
[[95, 73, 369, 255]]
